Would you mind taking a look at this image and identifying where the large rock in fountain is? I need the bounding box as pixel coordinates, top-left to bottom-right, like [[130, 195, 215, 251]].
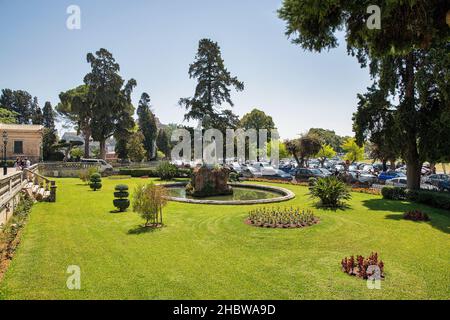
[[186, 165, 233, 197]]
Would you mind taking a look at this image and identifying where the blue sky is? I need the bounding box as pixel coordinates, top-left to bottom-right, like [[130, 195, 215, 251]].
[[0, 0, 372, 139]]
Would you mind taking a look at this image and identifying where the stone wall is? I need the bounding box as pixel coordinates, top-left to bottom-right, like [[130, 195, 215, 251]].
[[38, 162, 100, 178]]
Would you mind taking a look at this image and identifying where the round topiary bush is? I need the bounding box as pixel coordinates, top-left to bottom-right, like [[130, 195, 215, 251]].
[[89, 173, 102, 191], [113, 184, 130, 212]]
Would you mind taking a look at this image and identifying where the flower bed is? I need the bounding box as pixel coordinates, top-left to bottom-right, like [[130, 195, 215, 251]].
[[341, 252, 385, 280], [403, 210, 430, 221], [246, 207, 318, 228]]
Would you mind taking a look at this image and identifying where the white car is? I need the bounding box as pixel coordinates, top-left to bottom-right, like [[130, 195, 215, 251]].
[[80, 158, 113, 172], [251, 162, 277, 176], [386, 177, 438, 190], [385, 177, 408, 188]]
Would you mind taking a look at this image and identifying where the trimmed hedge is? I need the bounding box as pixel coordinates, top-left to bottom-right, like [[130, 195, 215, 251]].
[[118, 167, 192, 178], [382, 186, 450, 210]]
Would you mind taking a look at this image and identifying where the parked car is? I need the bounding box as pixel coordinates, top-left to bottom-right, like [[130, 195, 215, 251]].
[[230, 162, 243, 173], [386, 177, 438, 190], [378, 170, 406, 182], [423, 174, 449, 187], [240, 164, 259, 178], [294, 168, 326, 180], [438, 180, 450, 192], [385, 177, 408, 188], [251, 162, 277, 176], [80, 158, 113, 172], [317, 168, 332, 177]]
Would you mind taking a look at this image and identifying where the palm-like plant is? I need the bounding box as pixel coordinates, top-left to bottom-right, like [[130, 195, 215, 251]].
[[308, 176, 351, 208]]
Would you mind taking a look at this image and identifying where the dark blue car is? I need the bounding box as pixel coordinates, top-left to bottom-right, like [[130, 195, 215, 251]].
[[378, 171, 406, 182], [438, 180, 450, 192]]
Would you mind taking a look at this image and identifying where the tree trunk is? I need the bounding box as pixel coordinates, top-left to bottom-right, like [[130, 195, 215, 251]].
[[99, 140, 106, 160], [382, 160, 387, 172], [443, 163, 447, 174], [390, 160, 396, 170], [84, 135, 90, 158], [402, 53, 421, 190]]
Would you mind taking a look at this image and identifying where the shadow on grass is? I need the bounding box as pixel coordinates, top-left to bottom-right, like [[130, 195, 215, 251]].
[[109, 210, 123, 214], [363, 198, 450, 234], [127, 225, 162, 235], [312, 202, 351, 212]]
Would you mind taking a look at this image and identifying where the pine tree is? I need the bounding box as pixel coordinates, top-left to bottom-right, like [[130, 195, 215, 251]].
[[179, 38, 244, 129]]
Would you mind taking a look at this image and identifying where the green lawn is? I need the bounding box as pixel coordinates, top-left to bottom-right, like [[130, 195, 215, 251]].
[[0, 178, 449, 300]]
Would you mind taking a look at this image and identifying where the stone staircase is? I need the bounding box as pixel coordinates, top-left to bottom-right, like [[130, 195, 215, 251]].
[[22, 181, 52, 202]]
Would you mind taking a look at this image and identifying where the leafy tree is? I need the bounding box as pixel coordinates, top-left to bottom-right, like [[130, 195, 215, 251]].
[[0, 107, 18, 123], [267, 141, 290, 160], [286, 133, 322, 167], [316, 144, 337, 168], [239, 108, 276, 161], [127, 131, 146, 163], [179, 38, 244, 130], [70, 147, 84, 160], [308, 128, 347, 153], [57, 139, 84, 161], [83, 48, 136, 159], [57, 85, 93, 157], [137, 93, 158, 160], [353, 84, 400, 170], [278, 0, 449, 189], [341, 138, 364, 164], [0, 89, 33, 124], [156, 129, 171, 158], [132, 183, 168, 227]]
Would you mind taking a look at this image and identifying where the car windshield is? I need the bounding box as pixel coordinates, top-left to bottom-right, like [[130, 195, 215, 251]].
[[311, 169, 321, 174]]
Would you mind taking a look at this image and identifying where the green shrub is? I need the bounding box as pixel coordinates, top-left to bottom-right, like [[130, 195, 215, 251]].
[[156, 161, 178, 180], [308, 176, 351, 208], [247, 207, 318, 228], [118, 167, 192, 178], [79, 166, 99, 184], [118, 168, 158, 177], [229, 172, 240, 182], [308, 177, 317, 186], [407, 190, 450, 210], [381, 187, 407, 200], [89, 173, 102, 191], [113, 184, 130, 212], [382, 187, 450, 211]]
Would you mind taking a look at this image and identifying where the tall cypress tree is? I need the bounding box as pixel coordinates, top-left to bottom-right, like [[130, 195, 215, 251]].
[[137, 93, 157, 160], [31, 97, 43, 125], [156, 129, 171, 157]]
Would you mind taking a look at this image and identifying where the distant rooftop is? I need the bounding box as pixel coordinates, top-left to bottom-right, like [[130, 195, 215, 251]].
[[0, 124, 43, 131]]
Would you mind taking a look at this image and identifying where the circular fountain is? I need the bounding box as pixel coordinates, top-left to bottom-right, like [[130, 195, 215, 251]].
[[163, 165, 295, 205]]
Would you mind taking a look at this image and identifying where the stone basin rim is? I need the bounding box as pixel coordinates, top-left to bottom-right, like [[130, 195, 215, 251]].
[[161, 182, 295, 205]]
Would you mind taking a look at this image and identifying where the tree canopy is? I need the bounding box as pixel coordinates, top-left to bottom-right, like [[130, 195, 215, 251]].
[[83, 48, 136, 159], [179, 38, 244, 130], [278, 0, 450, 189]]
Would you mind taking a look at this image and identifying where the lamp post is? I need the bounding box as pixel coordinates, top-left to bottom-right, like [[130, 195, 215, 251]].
[[3, 131, 8, 176]]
